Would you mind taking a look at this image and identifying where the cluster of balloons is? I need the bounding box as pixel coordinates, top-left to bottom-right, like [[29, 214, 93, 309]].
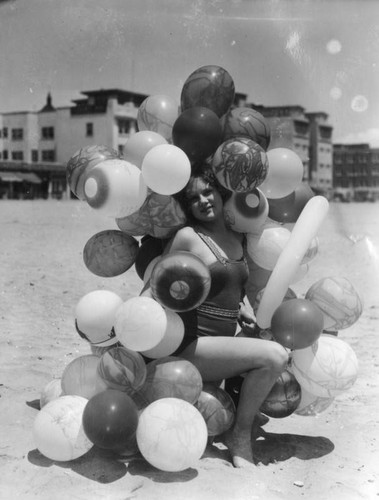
[[34, 64, 363, 470]]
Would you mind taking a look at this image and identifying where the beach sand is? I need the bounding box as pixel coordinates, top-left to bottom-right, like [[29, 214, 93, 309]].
[[1, 199, 378, 500]]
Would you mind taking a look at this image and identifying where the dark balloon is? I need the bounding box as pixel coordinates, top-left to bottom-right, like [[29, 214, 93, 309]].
[[271, 298, 324, 350], [150, 251, 211, 312], [180, 65, 235, 118], [172, 107, 222, 162], [268, 183, 315, 223], [195, 383, 236, 436], [82, 390, 139, 451], [134, 236, 167, 280], [260, 370, 301, 418], [141, 356, 203, 404]]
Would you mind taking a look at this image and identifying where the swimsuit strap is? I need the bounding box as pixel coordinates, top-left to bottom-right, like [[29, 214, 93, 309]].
[[195, 230, 246, 266]]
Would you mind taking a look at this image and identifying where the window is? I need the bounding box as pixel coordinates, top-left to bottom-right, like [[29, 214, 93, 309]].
[[3, 127, 8, 138], [41, 126, 54, 140], [32, 150, 39, 162], [3, 150, 8, 160], [118, 119, 135, 135], [42, 150, 55, 161], [118, 144, 124, 156], [11, 151, 24, 160], [11, 128, 23, 140], [86, 123, 94, 137]]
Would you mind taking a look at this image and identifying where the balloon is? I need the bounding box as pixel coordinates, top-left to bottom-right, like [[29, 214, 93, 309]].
[[260, 370, 301, 418], [114, 296, 167, 352], [84, 159, 148, 218], [302, 237, 319, 265], [150, 251, 211, 312], [40, 379, 63, 409], [97, 346, 147, 394], [66, 145, 120, 200], [141, 309, 185, 359], [137, 94, 179, 140], [141, 356, 203, 404], [180, 65, 235, 118], [246, 226, 291, 271], [221, 107, 271, 150], [61, 355, 108, 399], [116, 191, 186, 238], [123, 131, 167, 168], [256, 196, 329, 329], [305, 277, 363, 330], [290, 336, 359, 398], [134, 236, 167, 280], [253, 287, 297, 316], [223, 188, 268, 234], [75, 290, 123, 347], [195, 383, 236, 436], [271, 299, 324, 350], [244, 254, 273, 310], [172, 107, 222, 162], [141, 144, 191, 195], [33, 395, 93, 461], [268, 183, 315, 223], [259, 148, 304, 199], [83, 230, 139, 277], [82, 390, 139, 451], [294, 387, 334, 416], [211, 137, 268, 193], [143, 255, 162, 284]]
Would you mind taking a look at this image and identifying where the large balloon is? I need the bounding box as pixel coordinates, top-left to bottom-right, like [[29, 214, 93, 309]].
[[84, 159, 148, 218], [195, 383, 236, 436], [116, 191, 186, 239], [82, 390, 139, 451], [83, 230, 139, 277], [137, 398, 207, 472], [221, 107, 271, 150], [66, 145, 120, 200], [75, 290, 123, 347], [294, 387, 334, 416], [141, 309, 185, 359], [244, 254, 273, 311], [260, 370, 301, 418], [33, 395, 93, 461], [137, 94, 179, 141], [211, 137, 268, 193], [256, 196, 329, 329], [223, 188, 268, 234], [141, 356, 203, 404], [246, 226, 291, 271], [290, 336, 359, 398], [270, 298, 324, 350], [114, 296, 167, 352], [259, 148, 304, 199], [181, 65, 235, 118], [268, 183, 315, 223], [172, 106, 222, 162], [141, 144, 191, 195], [123, 131, 167, 168], [97, 346, 147, 394], [149, 251, 211, 312], [305, 276, 363, 330], [61, 355, 107, 399]]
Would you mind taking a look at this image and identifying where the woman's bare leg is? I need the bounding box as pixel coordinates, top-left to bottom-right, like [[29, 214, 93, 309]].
[[180, 336, 288, 467]]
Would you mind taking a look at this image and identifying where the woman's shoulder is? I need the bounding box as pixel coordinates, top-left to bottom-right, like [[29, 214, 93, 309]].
[[167, 225, 198, 252]]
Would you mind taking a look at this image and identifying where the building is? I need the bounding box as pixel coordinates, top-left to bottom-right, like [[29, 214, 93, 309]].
[[333, 143, 379, 201], [0, 89, 148, 199]]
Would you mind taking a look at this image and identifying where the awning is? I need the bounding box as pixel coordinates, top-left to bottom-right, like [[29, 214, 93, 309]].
[[0, 172, 42, 184]]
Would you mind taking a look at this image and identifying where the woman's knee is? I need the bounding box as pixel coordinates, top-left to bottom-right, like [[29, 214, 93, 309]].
[[265, 342, 289, 373]]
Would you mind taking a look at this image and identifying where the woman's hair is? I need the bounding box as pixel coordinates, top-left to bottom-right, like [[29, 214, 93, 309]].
[[174, 163, 231, 222]]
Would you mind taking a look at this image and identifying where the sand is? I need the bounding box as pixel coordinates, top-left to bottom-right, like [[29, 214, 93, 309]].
[[1, 199, 378, 500]]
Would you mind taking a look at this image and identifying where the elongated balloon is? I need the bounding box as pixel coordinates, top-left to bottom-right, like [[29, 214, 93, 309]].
[[256, 196, 329, 329]]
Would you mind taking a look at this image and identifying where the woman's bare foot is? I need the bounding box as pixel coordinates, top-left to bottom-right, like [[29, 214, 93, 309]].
[[223, 427, 255, 468]]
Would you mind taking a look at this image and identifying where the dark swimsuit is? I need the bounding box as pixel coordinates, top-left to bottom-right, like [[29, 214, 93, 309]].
[[173, 230, 249, 355]]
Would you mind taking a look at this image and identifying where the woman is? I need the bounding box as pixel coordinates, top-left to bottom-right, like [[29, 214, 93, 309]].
[[143, 166, 288, 468]]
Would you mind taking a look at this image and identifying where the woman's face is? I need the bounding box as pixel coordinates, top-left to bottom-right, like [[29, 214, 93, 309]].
[[185, 177, 223, 222]]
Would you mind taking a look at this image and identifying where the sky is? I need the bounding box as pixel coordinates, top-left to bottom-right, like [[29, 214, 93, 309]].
[[0, 0, 378, 146]]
